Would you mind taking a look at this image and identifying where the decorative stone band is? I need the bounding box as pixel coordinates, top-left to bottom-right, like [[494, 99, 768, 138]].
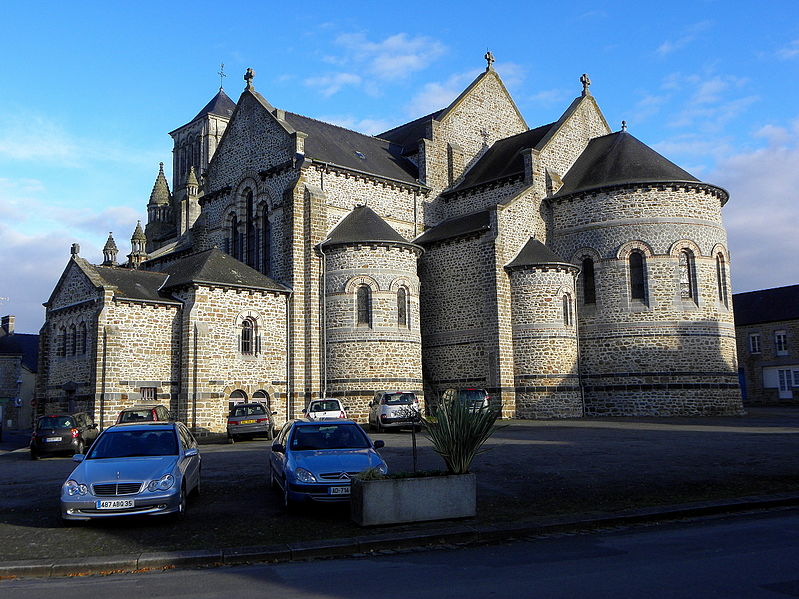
[[547, 180, 729, 206], [585, 382, 740, 392], [515, 385, 581, 394], [309, 160, 431, 195]]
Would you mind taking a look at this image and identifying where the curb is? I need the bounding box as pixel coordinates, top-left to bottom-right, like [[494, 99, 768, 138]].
[[2, 493, 799, 580]]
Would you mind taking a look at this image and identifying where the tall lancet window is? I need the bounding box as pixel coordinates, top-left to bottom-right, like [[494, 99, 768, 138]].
[[629, 251, 647, 301], [397, 288, 408, 327], [679, 249, 697, 302], [356, 285, 372, 327]]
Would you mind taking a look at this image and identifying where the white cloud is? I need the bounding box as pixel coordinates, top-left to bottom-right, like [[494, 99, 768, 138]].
[[405, 70, 481, 118], [304, 72, 362, 97], [656, 21, 712, 56], [709, 120, 799, 292], [334, 32, 446, 80], [315, 115, 393, 136], [776, 39, 799, 60]]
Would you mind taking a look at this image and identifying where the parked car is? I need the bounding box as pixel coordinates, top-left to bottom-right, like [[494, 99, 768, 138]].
[[116, 404, 172, 424], [60, 420, 201, 521], [368, 391, 420, 432], [30, 412, 99, 459], [441, 388, 491, 412], [226, 402, 276, 443], [269, 419, 386, 507], [303, 398, 348, 420]]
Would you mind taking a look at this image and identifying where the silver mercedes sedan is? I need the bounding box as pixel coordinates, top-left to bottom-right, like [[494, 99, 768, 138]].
[[60, 421, 201, 521]]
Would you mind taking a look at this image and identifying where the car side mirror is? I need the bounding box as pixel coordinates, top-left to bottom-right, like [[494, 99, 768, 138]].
[[185, 448, 199, 457], [373, 440, 385, 449], [272, 443, 285, 453], [72, 454, 85, 462]]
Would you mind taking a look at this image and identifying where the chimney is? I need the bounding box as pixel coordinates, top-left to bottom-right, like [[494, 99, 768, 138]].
[[1, 315, 15, 336]]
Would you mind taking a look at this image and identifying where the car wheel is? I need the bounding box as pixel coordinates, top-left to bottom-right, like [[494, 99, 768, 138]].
[[227, 434, 235, 444], [267, 426, 274, 441], [177, 484, 187, 518], [282, 478, 294, 511], [76, 440, 85, 455], [30, 449, 38, 460]]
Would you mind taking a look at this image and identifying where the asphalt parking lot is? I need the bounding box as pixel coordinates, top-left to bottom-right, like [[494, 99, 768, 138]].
[[1, 407, 798, 562]]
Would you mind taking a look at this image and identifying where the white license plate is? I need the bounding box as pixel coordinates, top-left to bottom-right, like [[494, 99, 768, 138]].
[[45, 437, 62, 442], [329, 486, 351, 496], [96, 499, 134, 509]]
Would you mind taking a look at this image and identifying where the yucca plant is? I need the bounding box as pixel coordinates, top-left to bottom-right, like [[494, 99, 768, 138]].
[[422, 398, 501, 474]]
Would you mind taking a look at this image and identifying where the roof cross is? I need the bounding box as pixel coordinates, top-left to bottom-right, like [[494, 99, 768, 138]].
[[580, 73, 591, 96], [484, 50, 495, 71], [244, 67, 255, 90], [218, 63, 227, 90]]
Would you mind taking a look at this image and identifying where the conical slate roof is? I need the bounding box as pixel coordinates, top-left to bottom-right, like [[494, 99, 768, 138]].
[[103, 232, 118, 253], [191, 88, 237, 122], [554, 131, 699, 197], [186, 165, 199, 187], [148, 162, 171, 206], [320, 205, 413, 247], [506, 237, 574, 270]]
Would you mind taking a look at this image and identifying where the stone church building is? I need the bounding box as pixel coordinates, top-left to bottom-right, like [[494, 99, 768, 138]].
[[37, 57, 743, 434]]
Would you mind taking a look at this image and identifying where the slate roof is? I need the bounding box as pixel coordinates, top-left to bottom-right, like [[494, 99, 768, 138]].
[[282, 112, 420, 184], [0, 333, 39, 372], [92, 266, 172, 303], [159, 248, 287, 292], [191, 89, 237, 122], [506, 238, 573, 269], [448, 123, 556, 194], [377, 109, 443, 153], [733, 285, 799, 326], [321, 205, 414, 248], [554, 131, 699, 197], [413, 210, 492, 246]]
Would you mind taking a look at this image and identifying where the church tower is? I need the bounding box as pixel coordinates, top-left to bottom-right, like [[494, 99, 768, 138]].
[[144, 162, 173, 253], [127, 221, 148, 268]]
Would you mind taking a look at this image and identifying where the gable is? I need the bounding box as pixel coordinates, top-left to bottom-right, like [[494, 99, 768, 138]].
[[47, 259, 101, 310], [205, 91, 295, 189]]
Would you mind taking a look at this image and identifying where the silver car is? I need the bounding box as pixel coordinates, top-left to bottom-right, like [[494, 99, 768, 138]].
[[368, 391, 420, 432], [60, 421, 201, 521]]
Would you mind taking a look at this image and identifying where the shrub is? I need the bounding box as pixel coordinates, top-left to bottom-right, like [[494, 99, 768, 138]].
[[421, 398, 501, 474]]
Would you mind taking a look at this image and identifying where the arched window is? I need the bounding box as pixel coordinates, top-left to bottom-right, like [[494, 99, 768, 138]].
[[69, 324, 77, 356], [246, 191, 256, 268], [397, 288, 408, 327], [262, 208, 271, 276], [228, 389, 247, 413], [240, 318, 256, 355], [679, 249, 697, 302], [716, 253, 729, 307], [253, 390, 270, 408], [629, 251, 647, 301], [356, 285, 372, 327], [57, 326, 66, 358], [230, 214, 240, 260], [79, 323, 88, 355], [562, 294, 573, 326], [581, 257, 596, 305]]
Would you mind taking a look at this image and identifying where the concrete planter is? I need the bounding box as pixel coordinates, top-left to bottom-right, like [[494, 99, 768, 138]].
[[351, 473, 476, 526]]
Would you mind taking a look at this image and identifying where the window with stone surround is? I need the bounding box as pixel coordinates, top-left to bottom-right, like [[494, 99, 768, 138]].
[[397, 287, 409, 328], [776, 330, 788, 356], [230, 213, 240, 261], [57, 326, 66, 358], [679, 249, 697, 303], [246, 191, 256, 268], [749, 333, 761, 354], [716, 253, 729, 308], [68, 324, 77, 356], [140, 387, 157, 402], [261, 206, 271, 276], [629, 251, 648, 302], [581, 257, 596, 305], [79, 322, 87, 355], [357, 285, 372, 327], [562, 294, 573, 326], [240, 318, 258, 355]]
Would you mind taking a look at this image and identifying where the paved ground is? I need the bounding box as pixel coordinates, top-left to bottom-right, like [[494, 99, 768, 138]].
[[1, 406, 798, 571]]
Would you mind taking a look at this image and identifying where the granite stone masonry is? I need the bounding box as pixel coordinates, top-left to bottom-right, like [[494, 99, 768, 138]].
[[38, 57, 742, 430]]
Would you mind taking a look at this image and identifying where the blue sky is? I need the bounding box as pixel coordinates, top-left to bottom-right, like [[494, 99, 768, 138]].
[[1, 0, 798, 333]]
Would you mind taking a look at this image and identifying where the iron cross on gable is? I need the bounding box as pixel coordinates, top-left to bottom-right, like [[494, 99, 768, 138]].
[[218, 63, 227, 89], [484, 50, 495, 71], [244, 67, 255, 89], [580, 73, 591, 96]]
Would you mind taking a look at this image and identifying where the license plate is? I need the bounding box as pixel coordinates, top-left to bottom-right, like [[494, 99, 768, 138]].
[[239, 419, 256, 424], [329, 486, 350, 496], [96, 499, 134, 509], [45, 437, 62, 442]]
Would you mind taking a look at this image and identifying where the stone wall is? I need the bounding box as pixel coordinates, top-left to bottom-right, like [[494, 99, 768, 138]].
[[736, 318, 799, 404]]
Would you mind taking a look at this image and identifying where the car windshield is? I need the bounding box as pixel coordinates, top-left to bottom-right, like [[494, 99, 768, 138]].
[[87, 429, 178, 459], [309, 400, 339, 412], [231, 405, 266, 417], [38, 416, 73, 429], [289, 424, 369, 450], [119, 410, 154, 422], [382, 393, 416, 405], [458, 390, 486, 402]]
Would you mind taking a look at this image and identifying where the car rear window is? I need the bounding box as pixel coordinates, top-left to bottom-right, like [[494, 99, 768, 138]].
[[458, 390, 487, 402], [382, 393, 416, 405], [38, 416, 74, 429], [88, 429, 178, 459], [289, 424, 368, 450], [119, 410, 155, 422], [309, 400, 340, 412], [231, 405, 266, 417]]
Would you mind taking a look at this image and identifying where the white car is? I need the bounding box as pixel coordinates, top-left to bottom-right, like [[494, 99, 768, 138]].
[[303, 398, 348, 420], [368, 391, 420, 432]]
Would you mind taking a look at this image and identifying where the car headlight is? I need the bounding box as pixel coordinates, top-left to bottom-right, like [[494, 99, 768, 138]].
[[295, 468, 317, 483], [64, 480, 88, 496], [377, 463, 388, 475], [147, 474, 175, 492]]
